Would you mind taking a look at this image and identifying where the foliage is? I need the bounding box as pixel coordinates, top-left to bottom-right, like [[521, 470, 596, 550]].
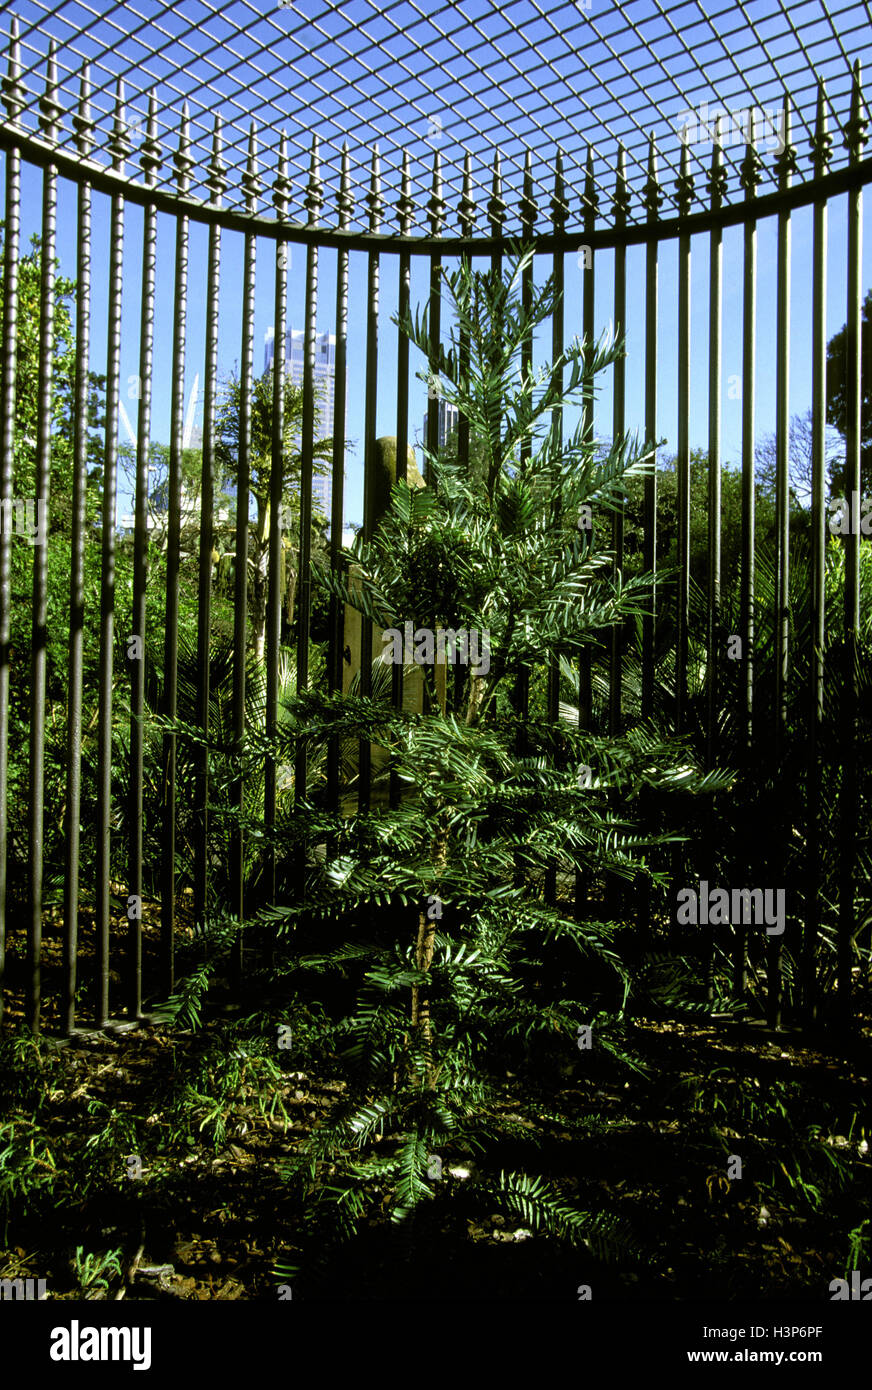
[[754, 407, 845, 505], [0, 226, 110, 905], [215, 368, 334, 656], [175, 247, 733, 1274], [72, 1245, 124, 1294], [826, 286, 872, 496], [668, 1067, 864, 1233], [619, 445, 782, 605]]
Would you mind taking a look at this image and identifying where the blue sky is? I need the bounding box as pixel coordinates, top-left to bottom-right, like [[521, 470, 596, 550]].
[[15, 160, 870, 525], [4, 0, 871, 522]]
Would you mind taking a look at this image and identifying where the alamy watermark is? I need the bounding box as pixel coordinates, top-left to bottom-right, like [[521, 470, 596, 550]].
[[827, 493, 872, 535], [0, 498, 46, 546], [50, 1321, 151, 1370], [380, 622, 491, 676], [830, 1270, 872, 1299], [1, 1276, 47, 1300], [676, 881, 785, 936], [674, 104, 785, 154]]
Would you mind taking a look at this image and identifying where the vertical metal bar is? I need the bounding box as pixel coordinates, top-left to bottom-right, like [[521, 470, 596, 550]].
[[265, 133, 291, 909], [457, 153, 474, 474], [396, 153, 413, 485], [27, 51, 61, 1034], [128, 96, 160, 1020], [488, 153, 505, 486], [295, 138, 322, 823], [736, 117, 762, 1000], [838, 63, 866, 1030], [518, 152, 537, 764], [578, 148, 596, 741], [63, 77, 93, 1036], [773, 98, 794, 767], [805, 83, 832, 1022], [576, 149, 596, 914], [520, 150, 536, 470], [0, 22, 24, 1026], [641, 136, 661, 720], [610, 147, 630, 737], [769, 97, 796, 1029], [194, 117, 226, 933], [675, 139, 693, 739], [637, 138, 661, 944], [94, 82, 127, 1027], [549, 151, 567, 623], [605, 149, 629, 925], [740, 122, 762, 762], [426, 254, 442, 476], [671, 145, 693, 967], [425, 151, 445, 479], [702, 124, 726, 1005], [231, 123, 259, 977], [327, 147, 351, 811], [161, 105, 192, 998], [357, 148, 382, 814], [546, 153, 568, 906], [488, 150, 505, 278], [705, 128, 724, 771], [390, 152, 414, 810]]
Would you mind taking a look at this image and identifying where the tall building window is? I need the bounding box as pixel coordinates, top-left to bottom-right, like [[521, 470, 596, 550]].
[[263, 327, 341, 522], [422, 400, 460, 452]]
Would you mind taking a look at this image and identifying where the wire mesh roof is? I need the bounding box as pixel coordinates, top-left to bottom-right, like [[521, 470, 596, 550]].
[[2, 0, 871, 236]]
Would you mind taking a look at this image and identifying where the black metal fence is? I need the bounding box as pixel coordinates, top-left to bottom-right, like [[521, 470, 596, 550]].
[[0, 22, 870, 1036]]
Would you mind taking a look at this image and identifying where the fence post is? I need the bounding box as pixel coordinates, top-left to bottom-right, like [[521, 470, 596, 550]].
[[158, 101, 192, 1002], [62, 66, 94, 1034], [703, 121, 726, 1003], [326, 145, 352, 812], [637, 135, 661, 947], [735, 111, 762, 1001], [127, 91, 160, 1021], [0, 19, 23, 1029], [230, 122, 259, 983], [610, 144, 630, 740], [545, 150, 568, 908], [25, 44, 60, 1034], [641, 134, 661, 722], [357, 146, 382, 814], [576, 146, 596, 916], [193, 115, 227, 944], [261, 131, 290, 919], [769, 94, 798, 1028], [805, 81, 833, 1022], [838, 61, 867, 1030]]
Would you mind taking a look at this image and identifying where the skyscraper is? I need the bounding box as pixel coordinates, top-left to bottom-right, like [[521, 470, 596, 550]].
[[264, 327, 339, 521]]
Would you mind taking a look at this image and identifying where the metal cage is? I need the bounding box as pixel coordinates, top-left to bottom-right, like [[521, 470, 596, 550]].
[[0, 2, 869, 1034]]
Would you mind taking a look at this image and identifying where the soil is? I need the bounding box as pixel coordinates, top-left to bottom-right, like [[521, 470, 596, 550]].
[[2, 906, 870, 1302]]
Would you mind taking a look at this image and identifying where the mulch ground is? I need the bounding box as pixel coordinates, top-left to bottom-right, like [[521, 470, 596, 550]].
[[2, 905, 871, 1301]]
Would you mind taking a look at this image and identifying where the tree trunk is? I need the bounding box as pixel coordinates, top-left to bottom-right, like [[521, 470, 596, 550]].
[[251, 558, 267, 663], [409, 818, 449, 1089], [283, 547, 297, 634]]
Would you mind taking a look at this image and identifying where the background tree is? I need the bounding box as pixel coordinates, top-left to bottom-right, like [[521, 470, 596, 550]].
[[826, 286, 872, 496], [214, 368, 334, 659], [754, 407, 845, 505], [620, 447, 781, 615], [0, 226, 108, 904]]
